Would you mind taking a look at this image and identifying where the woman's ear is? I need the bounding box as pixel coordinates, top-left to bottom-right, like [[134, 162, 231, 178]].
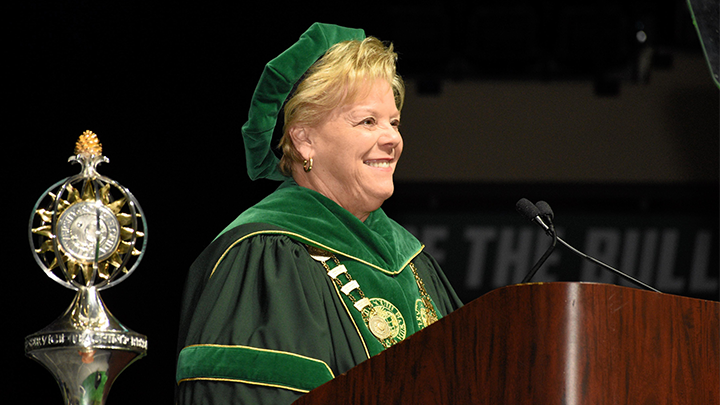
[[289, 126, 313, 159]]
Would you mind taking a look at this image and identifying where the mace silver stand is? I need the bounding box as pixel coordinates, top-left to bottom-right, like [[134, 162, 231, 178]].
[[26, 131, 148, 405]]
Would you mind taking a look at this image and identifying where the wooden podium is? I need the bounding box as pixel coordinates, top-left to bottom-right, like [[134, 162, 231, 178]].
[[293, 282, 719, 404]]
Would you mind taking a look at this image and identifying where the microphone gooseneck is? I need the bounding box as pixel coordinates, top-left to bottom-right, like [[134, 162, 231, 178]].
[[515, 198, 661, 293]]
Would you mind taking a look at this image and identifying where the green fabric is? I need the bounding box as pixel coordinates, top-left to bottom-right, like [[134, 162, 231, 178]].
[[242, 23, 365, 181], [176, 344, 334, 393], [215, 180, 446, 356], [176, 182, 464, 404], [176, 228, 380, 404], [219, 179, 422, 274]]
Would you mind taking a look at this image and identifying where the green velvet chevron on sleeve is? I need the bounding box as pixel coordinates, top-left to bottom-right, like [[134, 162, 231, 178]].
[[177, 344, 334, 393]]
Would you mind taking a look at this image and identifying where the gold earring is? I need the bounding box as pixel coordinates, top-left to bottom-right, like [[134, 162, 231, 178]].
[[303, 157, 313, 172]]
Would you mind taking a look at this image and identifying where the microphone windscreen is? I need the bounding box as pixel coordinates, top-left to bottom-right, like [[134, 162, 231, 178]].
[[515, 198, 540, 220], [535, 200, 554, 220]]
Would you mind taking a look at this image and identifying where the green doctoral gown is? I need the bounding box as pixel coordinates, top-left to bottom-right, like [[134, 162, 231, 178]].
[[176, 180, 463, 404]]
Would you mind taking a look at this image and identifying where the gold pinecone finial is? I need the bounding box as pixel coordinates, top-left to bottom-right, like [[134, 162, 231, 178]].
[[75, 130, 102, 156]]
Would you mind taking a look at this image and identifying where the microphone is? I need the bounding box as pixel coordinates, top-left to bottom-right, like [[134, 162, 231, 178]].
[[515, 198, 661, 293], [535, 200, 554, 225], [535, 200, 558, 250], [515, 198, 550, 233], [516, 198, 557, 282]]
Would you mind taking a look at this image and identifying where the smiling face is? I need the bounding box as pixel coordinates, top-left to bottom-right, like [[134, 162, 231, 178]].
[[290, 79, 403, 221]]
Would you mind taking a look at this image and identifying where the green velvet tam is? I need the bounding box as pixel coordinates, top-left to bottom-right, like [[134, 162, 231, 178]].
[[242, 23, 365, 181]]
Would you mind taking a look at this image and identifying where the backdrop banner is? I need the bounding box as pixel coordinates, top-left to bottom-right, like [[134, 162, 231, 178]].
[[396, 211, 718, 303]]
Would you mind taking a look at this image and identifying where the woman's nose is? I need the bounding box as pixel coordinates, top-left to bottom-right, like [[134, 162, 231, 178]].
[[379, 125, 402, 148]]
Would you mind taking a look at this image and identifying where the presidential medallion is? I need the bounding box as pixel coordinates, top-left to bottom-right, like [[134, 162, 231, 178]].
[[368, 298, 406, 342], [368, 313, 392, 340], [310, 247, 411, 349]]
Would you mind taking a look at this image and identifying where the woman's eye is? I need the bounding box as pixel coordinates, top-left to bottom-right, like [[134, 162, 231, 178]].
[[361, 118, 376, 126]]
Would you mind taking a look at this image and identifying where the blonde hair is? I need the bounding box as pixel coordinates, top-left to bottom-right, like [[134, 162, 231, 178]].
[[278, 36, 405, 176]]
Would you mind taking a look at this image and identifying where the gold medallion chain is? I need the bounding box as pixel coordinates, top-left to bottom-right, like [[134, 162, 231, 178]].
[[409, 262, 438, 326], [307, 246, 438, 348]]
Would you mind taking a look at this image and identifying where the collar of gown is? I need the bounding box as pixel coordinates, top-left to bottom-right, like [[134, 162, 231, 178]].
[[219, 179, 423, 274]]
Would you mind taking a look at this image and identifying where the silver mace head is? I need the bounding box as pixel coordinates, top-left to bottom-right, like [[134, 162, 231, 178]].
[[25, 130, 148, 405]]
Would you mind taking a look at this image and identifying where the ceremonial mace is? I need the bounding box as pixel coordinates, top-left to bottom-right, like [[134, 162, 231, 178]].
[[25, 131, 148, 405]]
